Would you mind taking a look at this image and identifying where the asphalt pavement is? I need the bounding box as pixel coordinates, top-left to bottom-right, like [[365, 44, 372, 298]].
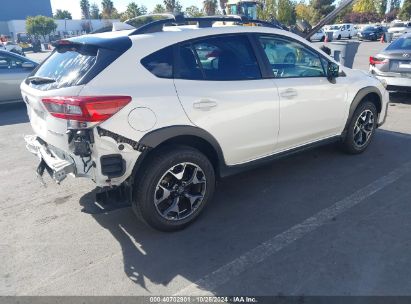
[[1, 41, 411, 297]]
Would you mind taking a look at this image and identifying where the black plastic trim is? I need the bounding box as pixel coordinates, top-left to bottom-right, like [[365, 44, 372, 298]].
[[101, 154, 126, 178], [139, 125, 342, 178], [344, 86, 383, 131]]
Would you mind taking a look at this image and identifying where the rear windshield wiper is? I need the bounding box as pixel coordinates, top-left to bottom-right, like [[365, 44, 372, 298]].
[[27, 76, 56, 85]]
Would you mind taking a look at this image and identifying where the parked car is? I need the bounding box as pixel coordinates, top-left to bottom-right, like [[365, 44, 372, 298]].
[[370, 33, 411, 92], [310, 29, 326, 42], [0, 50, 38, 104], [22, 16, 389, 231], [388, 21, 411, 39], [1, 41, 25, 56], [329, 23, 357, 40], [358, 25, 387, 41]]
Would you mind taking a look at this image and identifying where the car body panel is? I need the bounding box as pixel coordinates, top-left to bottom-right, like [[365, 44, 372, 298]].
[[0, 50, 37, 103], [370, 34, 411, 91]]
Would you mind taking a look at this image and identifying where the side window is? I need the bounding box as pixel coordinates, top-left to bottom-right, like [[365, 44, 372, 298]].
[[0, 54, 24, 69], [191, 35, 261, 81], [141, 46, 173, 78], [175, 44, 203, 80], [258, 35, 326, 78], [0, 56, 9, 69]]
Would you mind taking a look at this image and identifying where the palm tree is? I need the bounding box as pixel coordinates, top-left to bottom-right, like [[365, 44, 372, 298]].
[[203, 0, 218, 15], [101, 0, 114, 18], [80, 0, 90, 19], [219, 0, 228, 11]]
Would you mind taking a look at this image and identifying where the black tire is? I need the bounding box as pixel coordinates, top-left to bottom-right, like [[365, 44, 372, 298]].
[[338, 35, 342, 40], [341, 101, 378, 154], [132, 145, 215, 232]]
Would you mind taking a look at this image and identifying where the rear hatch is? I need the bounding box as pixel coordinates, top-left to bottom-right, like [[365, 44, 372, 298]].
[[21, 34, 132, 150]]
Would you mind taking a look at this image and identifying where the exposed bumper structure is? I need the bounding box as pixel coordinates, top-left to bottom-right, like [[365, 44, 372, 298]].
[[25, 135, 75, 184]]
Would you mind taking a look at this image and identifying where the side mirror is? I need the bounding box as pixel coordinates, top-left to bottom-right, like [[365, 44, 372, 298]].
[[22, 62, 36, 69], [327, 61, 339, 81]]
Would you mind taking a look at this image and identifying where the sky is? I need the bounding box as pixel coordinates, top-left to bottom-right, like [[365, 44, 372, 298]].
[[50, 0, 201, 19]]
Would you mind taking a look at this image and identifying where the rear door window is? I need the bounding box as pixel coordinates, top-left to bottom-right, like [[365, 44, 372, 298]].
[[190, 35, 261, 81]]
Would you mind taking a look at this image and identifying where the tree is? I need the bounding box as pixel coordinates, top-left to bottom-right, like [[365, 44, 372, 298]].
[[164, 0, 182, 13], [101, 0, 120, 19], [185, 6, 204, 17], [399, 0, 411, 20], [353, 0, 377, 13], [379, 0, 388, 15], [277, 0, 296, 25], [90, 3, 100, 19], [389, 0, 401, 11], [203, 0, 218, 15], [219, 0, 228, 11], [385, 9, 398, 21], [121, 2, 147, 21], [295, 2, 314, 23], [152, 4, 166, 14], [80, 0, 91, 19], [26, 15, 57, 42], [54, 9, 72, 19], [310, 0, 335, 24], [258, 0, 277, 21]]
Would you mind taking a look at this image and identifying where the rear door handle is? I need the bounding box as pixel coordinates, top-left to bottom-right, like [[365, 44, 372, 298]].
[[280, 89, 298, 99], [193, 99, 218, 110]]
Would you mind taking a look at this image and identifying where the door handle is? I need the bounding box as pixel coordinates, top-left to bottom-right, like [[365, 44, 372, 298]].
[[280, 89, 298, 99], [193, 99, 218, 110]]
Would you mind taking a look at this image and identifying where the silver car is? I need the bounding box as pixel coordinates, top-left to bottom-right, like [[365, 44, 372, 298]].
[[370, 33, 411, 92], [0, 50, 38, 104]]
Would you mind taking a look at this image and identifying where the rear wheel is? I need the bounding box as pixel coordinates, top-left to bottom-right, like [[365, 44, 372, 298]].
[[338, 35, 342, 40], [132, 146, 215, 231], [341, 101, 377, 154]]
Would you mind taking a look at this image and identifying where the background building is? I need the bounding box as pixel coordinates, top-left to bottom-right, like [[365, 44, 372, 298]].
[[0, 0, 52, 21]]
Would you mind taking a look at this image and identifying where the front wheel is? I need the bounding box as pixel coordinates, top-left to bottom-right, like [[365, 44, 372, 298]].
[[341, 101, 378, 154], [132, 146, 215, 231]]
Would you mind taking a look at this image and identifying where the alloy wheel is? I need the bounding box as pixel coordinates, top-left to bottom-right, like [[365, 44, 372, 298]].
[[154, 162, 207, 221], [353, 109, 375, 148]]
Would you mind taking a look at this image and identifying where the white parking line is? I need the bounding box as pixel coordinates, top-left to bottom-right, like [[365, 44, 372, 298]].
[[175, 161, 411, 296]]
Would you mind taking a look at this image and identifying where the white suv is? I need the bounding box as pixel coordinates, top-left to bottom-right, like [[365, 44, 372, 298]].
[[328, 23, 357, 40], [22, 16, 389, 231]]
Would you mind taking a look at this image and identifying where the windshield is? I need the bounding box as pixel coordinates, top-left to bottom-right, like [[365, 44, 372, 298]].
[[363, 26, 376, 31], [386, 37, 411, 51], [330, 25, 341, 30]]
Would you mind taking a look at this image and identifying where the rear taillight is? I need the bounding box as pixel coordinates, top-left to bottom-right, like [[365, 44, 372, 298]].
[[42, 96, 131, 122], [370, 56, 388, 65]]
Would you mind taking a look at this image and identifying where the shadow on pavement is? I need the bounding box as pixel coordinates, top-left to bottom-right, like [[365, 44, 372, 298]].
[[0, 102, 28, 126], [79, 129, 411, 294]]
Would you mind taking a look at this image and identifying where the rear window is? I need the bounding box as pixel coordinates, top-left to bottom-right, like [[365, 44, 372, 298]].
[[386, 37, 411, 51], [30, 44, 97, 90], [28, 37, 131, 91]]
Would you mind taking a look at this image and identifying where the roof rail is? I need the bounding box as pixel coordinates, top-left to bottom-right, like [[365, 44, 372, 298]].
[[127, 14, 283, 36]]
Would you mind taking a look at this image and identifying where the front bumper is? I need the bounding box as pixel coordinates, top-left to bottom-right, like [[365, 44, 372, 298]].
[[25, 135, 75, 184]]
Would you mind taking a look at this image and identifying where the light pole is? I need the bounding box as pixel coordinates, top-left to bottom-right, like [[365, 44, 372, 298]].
[[64, 18, 68, 37]]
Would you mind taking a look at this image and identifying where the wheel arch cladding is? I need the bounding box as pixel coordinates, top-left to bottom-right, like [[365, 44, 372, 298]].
[[345, 86, 382, 131], [137, 126, 225, 177]]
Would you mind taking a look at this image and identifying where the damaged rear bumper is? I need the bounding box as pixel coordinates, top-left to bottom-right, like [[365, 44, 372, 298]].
[[25, 135, 76, 184]]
